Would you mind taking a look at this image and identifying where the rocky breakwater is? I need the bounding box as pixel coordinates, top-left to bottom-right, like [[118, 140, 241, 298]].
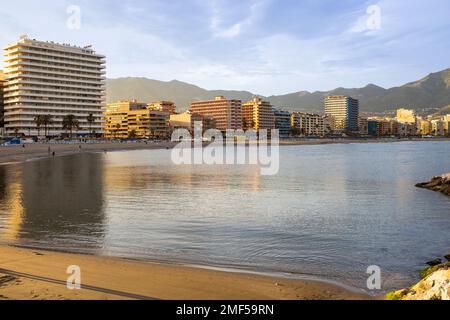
[[416, 173, 450, 196], [387, 255, 450, 300]]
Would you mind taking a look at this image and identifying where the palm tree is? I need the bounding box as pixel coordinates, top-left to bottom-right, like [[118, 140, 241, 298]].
[[42, 114, 53, 138], [34, 115, 45, 137], [242, 119, 248, 130], [86, 113, 95, 138], [289, 122, 301, 137], [62, 114, 80, 139], [114, 123, 121, 139], [128, 130, 137, 139], [0, 111, 5, 128]]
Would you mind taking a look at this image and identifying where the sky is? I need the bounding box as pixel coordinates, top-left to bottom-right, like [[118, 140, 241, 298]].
[[0, 0, 449, 95]]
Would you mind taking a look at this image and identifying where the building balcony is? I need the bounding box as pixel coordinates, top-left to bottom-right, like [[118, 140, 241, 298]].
[[6, 60, 106, 75], [4, 79, 105, 91], [4, 48, 106, 64]]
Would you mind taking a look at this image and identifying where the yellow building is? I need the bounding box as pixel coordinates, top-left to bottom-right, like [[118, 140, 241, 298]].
[[418, 118, 432, 135], [169, 111, 215, 133], [443, 115, 450, 136], [104, 101, 170, 139], [148, 101, 177, 114], [241, 97, 274, 131], [396, 108, 417, 124]]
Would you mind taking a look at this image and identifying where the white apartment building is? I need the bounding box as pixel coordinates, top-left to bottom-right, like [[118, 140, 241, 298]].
[[3, 36, 106, 136], [291, 112, 325, 136]]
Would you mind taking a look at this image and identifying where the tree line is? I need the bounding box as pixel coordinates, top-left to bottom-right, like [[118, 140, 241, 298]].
[[33, 113, 96, 138]]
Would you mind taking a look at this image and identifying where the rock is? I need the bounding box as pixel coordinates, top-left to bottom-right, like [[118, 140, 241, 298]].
[[387, 262, 450, 300], [445, 255, 450, 262], [416, 174, 450, 197], [427, 259, 443, 267]]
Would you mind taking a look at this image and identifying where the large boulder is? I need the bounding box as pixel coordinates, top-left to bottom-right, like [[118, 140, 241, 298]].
[[388, 263, 450, 300], [416, 174, 450, 196]]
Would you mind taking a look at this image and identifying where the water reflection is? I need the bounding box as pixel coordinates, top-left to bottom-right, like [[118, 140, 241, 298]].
[[0, 167, 24, 241], [0, 154, 106, 252]]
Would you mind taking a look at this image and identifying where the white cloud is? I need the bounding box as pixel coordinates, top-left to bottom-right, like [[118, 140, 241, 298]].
[[209, 0, 267, 39]]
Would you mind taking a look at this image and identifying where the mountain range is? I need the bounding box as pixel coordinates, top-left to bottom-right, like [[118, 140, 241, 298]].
[[106, 68, 450, 115]]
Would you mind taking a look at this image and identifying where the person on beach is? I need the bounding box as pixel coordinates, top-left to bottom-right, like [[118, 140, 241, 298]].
[[52, 151, 55, 157]]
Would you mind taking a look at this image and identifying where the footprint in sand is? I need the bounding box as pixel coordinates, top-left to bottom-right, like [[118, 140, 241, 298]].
[[0, 275, 17, 287]]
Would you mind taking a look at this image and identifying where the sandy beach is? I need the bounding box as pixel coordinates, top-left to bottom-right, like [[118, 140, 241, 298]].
[[0, 141, 179, 165], [0, 245, 371, 300]]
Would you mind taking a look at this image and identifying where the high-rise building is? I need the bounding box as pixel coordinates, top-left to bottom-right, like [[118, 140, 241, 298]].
[[324, 96, 359, 132], [148, 101, 177, 114], [291, 112, 325, 136], [3, 36, 106, 136], [273, 109, 291, 138], [190, 96, 242, 131], [241, 97, 274, 131], [0, 71, 5, 132], [104, 101, 170, 139]]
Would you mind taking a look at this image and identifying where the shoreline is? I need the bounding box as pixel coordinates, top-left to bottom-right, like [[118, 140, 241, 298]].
[[0, 245, 372, 300], [1, 138, 450, 166]]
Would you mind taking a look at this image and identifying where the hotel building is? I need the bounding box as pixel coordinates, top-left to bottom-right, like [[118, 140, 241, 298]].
[[324, 96, 359, 132], [396, 108, 417, 124], [190, 96, 242, 131], [396, 109, 418, 136], [431, 119, 446, 136], [241, 97, 275, 131], [104, 101, 170, 139], [291, 112, 325, 136], [358, 117, 369, 135], [0, 71, 5, 133], [148, 101, 177, 114], [273, 109, 291, 138], [443, 115, 450, 136], [3, 36, 106, 136], [368, 118, 398, 136], [418, 118, 432, 136], [170, 111, 215, 133]]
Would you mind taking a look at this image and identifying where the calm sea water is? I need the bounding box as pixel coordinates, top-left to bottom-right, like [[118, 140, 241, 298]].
[[0, 141, 449, 292]]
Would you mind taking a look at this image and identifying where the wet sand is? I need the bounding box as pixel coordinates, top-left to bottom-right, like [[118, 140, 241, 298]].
[[0, 245, 371, 300]]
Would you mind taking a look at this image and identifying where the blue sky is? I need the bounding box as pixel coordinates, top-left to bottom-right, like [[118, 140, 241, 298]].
[[1, 0, 449, 95]]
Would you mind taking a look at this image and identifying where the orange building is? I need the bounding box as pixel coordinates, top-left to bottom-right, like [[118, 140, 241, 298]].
[[190, 96, 242, 131]]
